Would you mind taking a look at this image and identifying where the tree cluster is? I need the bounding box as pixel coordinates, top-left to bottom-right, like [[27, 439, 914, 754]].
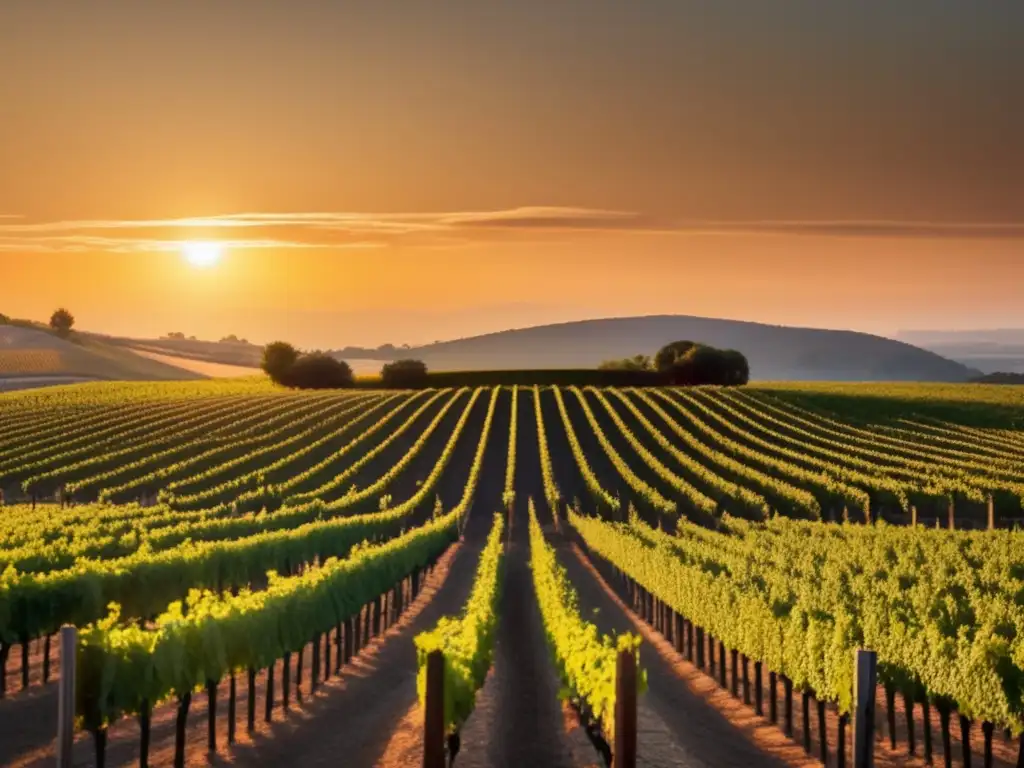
[[262, 342, 433, 389], [600, 340, 749, 385], [653, 340, 749, 385], [972, 372, 1024, 385], [261, 342, 355, 389]]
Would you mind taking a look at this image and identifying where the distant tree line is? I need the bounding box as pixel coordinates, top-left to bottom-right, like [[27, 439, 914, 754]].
[[971, 372, 1024, 385], [163, 331, 251, 344], [600, 340, 749, 386], [263, 337, 748, 389]]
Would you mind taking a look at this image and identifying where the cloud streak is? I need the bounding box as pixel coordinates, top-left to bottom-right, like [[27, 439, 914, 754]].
[[669, 219, 1024, 240], [1, 207, 1021, 253]]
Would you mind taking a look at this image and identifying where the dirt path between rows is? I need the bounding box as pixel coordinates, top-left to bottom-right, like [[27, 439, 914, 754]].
[[552, 533, 810, 768], [375, 389, 600, 768], [474, 521, 600, 768], [374, 533, 602, 768]]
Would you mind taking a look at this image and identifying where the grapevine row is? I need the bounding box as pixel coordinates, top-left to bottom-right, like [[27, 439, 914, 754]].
[[528, 499, 643, 740], [415, 512, 506, 733]]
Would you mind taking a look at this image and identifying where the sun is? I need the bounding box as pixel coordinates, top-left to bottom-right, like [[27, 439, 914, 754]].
[[181, 241, 223, 267]]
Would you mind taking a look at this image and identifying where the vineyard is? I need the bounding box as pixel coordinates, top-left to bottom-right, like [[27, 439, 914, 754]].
[[2, 380, 1024, 767]]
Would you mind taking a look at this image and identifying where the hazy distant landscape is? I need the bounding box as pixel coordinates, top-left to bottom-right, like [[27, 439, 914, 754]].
[[898, 329, 1024, 374], [0, 313, 992, 386]]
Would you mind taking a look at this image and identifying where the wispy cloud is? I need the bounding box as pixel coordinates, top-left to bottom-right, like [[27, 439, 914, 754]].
[[0, 207, 647, 252], [1, 208, 1021, 253], [669, 219, 1024, 240]]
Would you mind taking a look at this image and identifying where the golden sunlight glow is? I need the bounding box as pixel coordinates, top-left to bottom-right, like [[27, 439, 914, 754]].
[[181, 241, 223, 268]]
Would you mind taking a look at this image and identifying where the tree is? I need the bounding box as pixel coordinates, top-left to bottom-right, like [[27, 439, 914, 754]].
[[380, 359, 429, 388], [164, 332, 186, 340], [670, 345, 726, 385], [0, 313, 9, 325], [719, 348, 750, 385], [282, 354, 354, 389], [262, 341, 299, 384], [654, 340, 701, 373], [655, 340, 749, 386], [49, 308, 75, 337]]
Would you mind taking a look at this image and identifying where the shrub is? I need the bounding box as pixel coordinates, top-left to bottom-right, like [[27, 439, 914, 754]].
[[262, 341, 299, 384], [598, 354, 653, 372], [653, 340, 701, 373], [380, 359, 429, 388], [281, 354, 354, 389]]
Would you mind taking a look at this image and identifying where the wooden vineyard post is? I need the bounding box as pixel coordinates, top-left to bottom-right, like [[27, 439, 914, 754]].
[[228, 673, 237, 745], [57, 625, 77, 768], [769, 671, 778, 724], [206, 679, 217, 752], [784, 678, 794, 736], [948, 497, 956, 531], [423, 650, 446, 768], [613, 649, 638, 768], [247, 668, 257, 733], [853, 649, 878, 768], [140, 702, 152, 768], [754, 662, 763, 716], [802, 690, 811, 752], [44, 634, 52, 683], [988, 495, 995, 531]]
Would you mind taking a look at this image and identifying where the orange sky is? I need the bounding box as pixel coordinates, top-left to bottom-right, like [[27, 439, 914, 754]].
[[1, 3, 1021, 348]]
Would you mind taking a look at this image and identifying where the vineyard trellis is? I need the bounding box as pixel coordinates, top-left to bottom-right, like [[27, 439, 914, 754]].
[[2, 380, 1024, 767]]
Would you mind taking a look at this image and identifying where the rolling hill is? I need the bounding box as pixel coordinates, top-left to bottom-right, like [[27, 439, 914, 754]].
[[393, 315, 979, 382], [0, 326, 205, 387], [95, 333, 265, 369], [17, 315, 980, 384]]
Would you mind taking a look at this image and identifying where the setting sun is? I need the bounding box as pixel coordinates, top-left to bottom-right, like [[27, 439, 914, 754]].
[[181, 241, 223, 267]]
